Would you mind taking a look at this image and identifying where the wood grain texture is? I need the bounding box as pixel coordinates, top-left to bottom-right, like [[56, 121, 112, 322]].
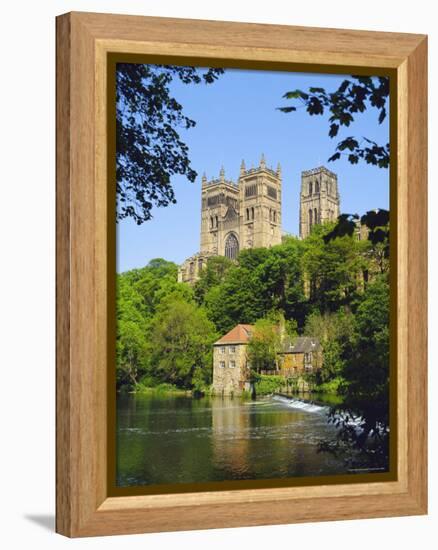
[[76, 11, 424, 66], [56, 13, 71, 537], [406, 37, 428, 511], [56, 11, 428, 537]]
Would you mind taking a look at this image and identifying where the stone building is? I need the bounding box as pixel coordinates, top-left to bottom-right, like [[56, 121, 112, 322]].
[[212, 325, 323, 396], [299, 166, 340, 239], [179, 155, 282, 284], [355, 217, 371, 241], [178, 160, 343, 284], [212, 324, 254, 396], [176, 251, 212, 286], [278, 336, 323, 377]]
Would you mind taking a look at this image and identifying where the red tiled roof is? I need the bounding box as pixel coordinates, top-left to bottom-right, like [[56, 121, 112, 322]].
[[214, 324, 254, 345]]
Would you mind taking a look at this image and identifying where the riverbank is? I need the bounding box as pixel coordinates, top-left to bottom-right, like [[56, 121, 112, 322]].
[[248, 373, 344, 399], [119, 382, 344, 409], [124, 382, 192, 396]]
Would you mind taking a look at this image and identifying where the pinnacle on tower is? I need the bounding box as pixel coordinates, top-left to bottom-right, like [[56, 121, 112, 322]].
[[202, 172, 207, 185], [240, 159, 246, 176], [220, 165, 225, 181], [276, 162, 282, 177], [260, 153, 266, 169]]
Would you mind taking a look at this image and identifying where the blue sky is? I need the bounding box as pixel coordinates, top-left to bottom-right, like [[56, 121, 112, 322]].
[[117, 67, 390, 273]]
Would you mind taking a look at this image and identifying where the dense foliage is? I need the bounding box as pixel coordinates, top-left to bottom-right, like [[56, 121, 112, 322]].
[[115, 258, 216, 391], [247, 318, 282, 373], [327, 275, 391, 468]]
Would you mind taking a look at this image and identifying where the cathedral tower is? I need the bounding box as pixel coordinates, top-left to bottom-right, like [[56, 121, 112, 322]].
[[199, 155, 282, 261], [200, 166, 240, 258], [299, 166, 340, 239], [180, 156, 282, 284], [239, 154, 282, 250]]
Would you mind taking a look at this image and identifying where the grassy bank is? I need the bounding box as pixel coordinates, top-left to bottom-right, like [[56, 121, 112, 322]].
[[120, 375, 345, 399], [131, 382, 192, 396]]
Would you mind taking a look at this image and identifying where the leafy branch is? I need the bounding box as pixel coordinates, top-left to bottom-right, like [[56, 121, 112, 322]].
[[117, 64, 224, 225], [278, 76, 390, 168]]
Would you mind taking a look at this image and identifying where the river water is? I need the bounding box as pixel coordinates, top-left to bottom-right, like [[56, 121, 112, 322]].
[[116, 393, 356, 487]]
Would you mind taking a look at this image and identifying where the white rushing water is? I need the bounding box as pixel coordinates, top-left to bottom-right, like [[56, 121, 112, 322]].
[[272, 395, 367, 436], [272, 395, 329, 414]]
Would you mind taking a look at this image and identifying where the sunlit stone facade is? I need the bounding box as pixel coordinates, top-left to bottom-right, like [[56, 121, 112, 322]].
[[179, 154, 282, 284], [299, 166, 340, 239]]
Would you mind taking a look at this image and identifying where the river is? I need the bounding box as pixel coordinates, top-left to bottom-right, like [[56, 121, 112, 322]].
[[116, 393, 357, 487]]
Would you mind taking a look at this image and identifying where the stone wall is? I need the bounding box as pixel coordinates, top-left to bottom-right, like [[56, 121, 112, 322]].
[[280, 350, 323, 377], [212, 343, 249, 395], [177, 252, 211, 284]]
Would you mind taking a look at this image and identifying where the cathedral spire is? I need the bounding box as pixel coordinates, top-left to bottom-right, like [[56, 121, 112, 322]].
[[260, 153, 266, 169], [240, 159, 246, 176], [202, 172, 207, 186], [276, 162, 282, 178], [220, 165, 225, 181]]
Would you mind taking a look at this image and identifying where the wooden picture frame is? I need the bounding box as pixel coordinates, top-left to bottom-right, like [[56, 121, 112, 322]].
[[56, 11, 428, 537]]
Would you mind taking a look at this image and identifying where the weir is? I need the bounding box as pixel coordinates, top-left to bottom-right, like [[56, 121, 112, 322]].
[[273, 394, 367, 435], [273, 394, 329, 414]]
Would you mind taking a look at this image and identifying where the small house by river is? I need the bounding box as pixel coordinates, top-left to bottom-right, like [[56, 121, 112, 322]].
[[212, 324, 322, 395], [278, 336, 323, 377], [212, 324, 254, 396]]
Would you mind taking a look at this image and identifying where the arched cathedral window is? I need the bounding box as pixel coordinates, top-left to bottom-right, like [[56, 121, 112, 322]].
[[309, 209, 313, 226], [314, 208, 318, 224], [215, 215, 218, 228], [309, 182, 313, 195], [246, 208, 249, 221], [251, 207, 255, 220], [315, 181, 319, 193], [225, 233, 239, 260]]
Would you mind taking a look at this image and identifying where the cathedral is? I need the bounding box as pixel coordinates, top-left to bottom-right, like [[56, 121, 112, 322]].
[[178, 156, 340, 284], [299, 166, 341, 239]]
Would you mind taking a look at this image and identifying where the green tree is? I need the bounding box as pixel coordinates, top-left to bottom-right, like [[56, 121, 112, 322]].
[[203, 265, 265, 333], [304, 310, 355, 383], [117, 63, 223, 224], [148, 298, 218, 390], [237, 247, 271, 271], [116, 258, 196, 390], [302, 224, 370, 312], [278, 76, 389, 168], [254, 240, 307, 326], [116, 277, 150, 389], [203, 242, 307, 333], [360, 210, 390, 275], [247, 318, 281, 373], [322, 210, 390, 278], [327, 275, 390, 467], [193, 256, 233, 304]]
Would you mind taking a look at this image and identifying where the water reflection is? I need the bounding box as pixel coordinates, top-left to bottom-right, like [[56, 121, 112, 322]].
[[116, 394, 349, 487], [211, 397, 251, 477]]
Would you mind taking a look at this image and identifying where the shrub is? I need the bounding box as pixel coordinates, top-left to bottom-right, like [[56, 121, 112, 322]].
[[254, 374, 284, 396]]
